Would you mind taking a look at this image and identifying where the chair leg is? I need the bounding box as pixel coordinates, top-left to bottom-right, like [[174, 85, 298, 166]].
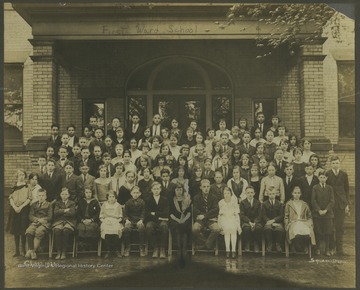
[[168, 230, 172, 257], [285, 239, 289, 257], [50, 231, 54, 258], [309, 241, 312, 258], [121, 240, 125, 256], [97, 238, 102, 257], [48, 232, 52, 258], [215, 236, 219, 256], [238, 235, 242, 256], [72, 234, 76, 258], [192, 241, 195, 256], [262, 235, 265, 257], [75, 236, 79, 258]]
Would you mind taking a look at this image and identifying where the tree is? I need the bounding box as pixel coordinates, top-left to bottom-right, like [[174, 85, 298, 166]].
[[219, 3, 340, 58]]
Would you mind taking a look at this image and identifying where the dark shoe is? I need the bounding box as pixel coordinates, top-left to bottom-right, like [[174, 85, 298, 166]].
[[159, 248, 166, 259], [231, 252, 236, 259], [115, 250, 122, 258], [13, 252, 20, 257], [104, 251, 110, 259], [275, 243, 282, 253], [152, 248, 159, 258], [254, 243, 260, 253], [226, 251, 230, 258]]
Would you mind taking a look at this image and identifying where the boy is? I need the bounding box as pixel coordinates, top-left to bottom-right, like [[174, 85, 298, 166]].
[[67, 124, 79, 148], [38, 159, 62, 202], [283, 164, 298, 203], [158, 168, 174, 197], [47, 123, 62, 149], [59, 133, 73, 158], [104, 135, 116, 158], [62, 161, 84, 203], [261, 187, 284, 252], [272, 148, 288, 179], [192, 179, 220, 250], [150, 114, 163, 137], [218, 153, 232, 183], [114, 127, 129, 149], [78, 137, 88, 149], [112, 143, 124, 165], [56, 145, 70, 174], [89, 128, 106, 153], [250, 128, 266, 148], [79, 162, 95, 192], [259, 164, 285, 204], [145, 182, 169, 258], [258, 157, 268, 177], [326, 155, 350, 256], [125, 113, 143, 142], [25, 189, 53, 260], [220, 133, 233, 158], [88, 145, 103, 177], [312, 170, 335, 256], [203, 158, 215, 184], [69, 143, 82, 175], [239, 132, 256, 157], [89, 115, 98, 133], [123, 186, 146, 256], [190, 144, 207, 172], [298, 163, 319, 208], [129, 138, 142, 163], [35, 154, 47, 175], [240, 186, 263, 252], [45, 146, 57, 161], [210, 171, 227, 201], [102, 153, 115, 178]]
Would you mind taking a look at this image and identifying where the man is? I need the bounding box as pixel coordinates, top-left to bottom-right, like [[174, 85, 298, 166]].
[[125, 113, 144, 142], [150, 114, 163, 137], [251, 112, 269, 139]]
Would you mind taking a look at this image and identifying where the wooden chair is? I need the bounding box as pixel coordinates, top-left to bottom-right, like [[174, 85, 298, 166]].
[[50, 230, 76, 258], [120, 228, 148, 256], [285, 237, 312, 258], [74, 233, 102, 257], [26, 231, 53, 258], [237, 233, 265, 256]]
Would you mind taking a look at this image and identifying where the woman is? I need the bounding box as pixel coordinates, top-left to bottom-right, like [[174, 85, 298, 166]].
[[169, 183, 192, 259], [28, 172, 42, 205], [171, 166, 190, 196], [227, 165, 248, 202], [284, 186, 316, 253], [100, 191, 123, 258]]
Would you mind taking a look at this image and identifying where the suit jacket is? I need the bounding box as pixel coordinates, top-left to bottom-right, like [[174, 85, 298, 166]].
[[240, 198, 262, 225], [160, 180, 177, 199], [47, 135, 62, 150], [68, 135, 79, 148], [144, 195, 169, 223], [28, 200, 53, 228], [326, 170, 350, 209], [239, 143, 256, 158], [69, 155, 82, 175], [193, 193, 219, 221], [218, 165, 233, 183], [261, 199, 283, 224], [62, 173, 84, 202], [39, 172, 63, 202], [298, 175, 319, 208], [104, 163, 116, 178], [52, 199, 77, 229], [55, 159, 69, 175], [125, 123, 144, 142], [311, 184, 335, 219], [209, 183, 226, 201], [203, 170, 215, 184], [88, 157, 103, 178], [283, 175, 299, 203], [104, 146, 116, 159], [150, 124, 164, 137], [220, 145, 233, 159], [80, 174, 96, 192], [273, 159, 288, 179]]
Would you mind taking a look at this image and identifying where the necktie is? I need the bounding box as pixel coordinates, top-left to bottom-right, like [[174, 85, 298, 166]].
[[204, 195, 208, 212], [224, 167, 227, 178], [67, 175, 70, 181], [83, 175, 86, 182], [164, 182, 167, 189], [49, 173, 52, 179], [287, 176, 290, 185], [116, 178, 120, 192], [133, 124, 136, 133]]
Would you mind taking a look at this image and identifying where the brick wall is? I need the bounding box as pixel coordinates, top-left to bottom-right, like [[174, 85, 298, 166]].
[[4, 152, 33, 187]]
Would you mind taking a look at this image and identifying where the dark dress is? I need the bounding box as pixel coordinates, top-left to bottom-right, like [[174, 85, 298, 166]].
[[7, 184, 30, 235], [250, 179, 261, 200], [77, 198, 101, 238], [138, 179, 153, 201], [169, 197, 192, 234]]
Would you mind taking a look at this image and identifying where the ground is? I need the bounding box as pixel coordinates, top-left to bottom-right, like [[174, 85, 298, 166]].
[[4, 199, 356, 288]]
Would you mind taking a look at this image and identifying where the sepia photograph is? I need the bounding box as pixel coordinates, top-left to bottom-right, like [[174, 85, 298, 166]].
[[2, 1, 356, 288]]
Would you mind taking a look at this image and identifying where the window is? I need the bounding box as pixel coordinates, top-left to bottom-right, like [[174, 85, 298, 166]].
[[337, 61, 355, 138], [127, 96, 147, 126], [212, 95, 232, 129], [83, 100, 106, 132], [253, 99, 277, 126], [4, 64, 23, 144]]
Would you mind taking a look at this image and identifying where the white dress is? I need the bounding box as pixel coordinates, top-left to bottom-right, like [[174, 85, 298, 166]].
[[218, 199, 241, 235], [100, 201, 124, 239], [292, 202, 310, 236]]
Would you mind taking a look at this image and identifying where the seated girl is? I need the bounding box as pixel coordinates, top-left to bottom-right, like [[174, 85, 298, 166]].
[[100, 191, 123, 258], [52, 188, 77, 260], [284, 186, 316, 253]]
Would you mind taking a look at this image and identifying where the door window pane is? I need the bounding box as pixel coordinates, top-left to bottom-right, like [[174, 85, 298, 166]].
[[212, 95, 232, 129], [128, 96, 147, 126]]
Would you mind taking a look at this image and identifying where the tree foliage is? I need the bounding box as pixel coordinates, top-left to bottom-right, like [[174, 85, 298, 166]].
[[220, 3, 338, 58]]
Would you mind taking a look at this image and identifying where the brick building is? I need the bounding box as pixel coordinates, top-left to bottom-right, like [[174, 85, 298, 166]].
[[4, 3, 355, 189]]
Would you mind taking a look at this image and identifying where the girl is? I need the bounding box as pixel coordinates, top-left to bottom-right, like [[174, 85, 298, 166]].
[[152, 155, 171, 180], [189, 165, 203, 199], [263, 130, 277, 162], [280, 138, 293, 163], [94, 165, 113, 203], [258, 157, 268, 177], [249, 164, 261, 200], [117, 170, 137, 206], [122, 150, 137, 173], [138, 126, 152, 148], [292, 148, 306, 179], [52, 188, 76, 260], [238, 117, 249, 139], [160, 143, 173, 165], [100, 191, 123, 258], [231, 148, 241, 167], [211, 140, 222, 171], [284, 186, 316, 253], [169, 183, 192, 259], [250, 128, 266, 148], [288, 134, 299, 157], [204, 128, 216, 157], [218, 187, 241, 258], [107, 117, 121, 143], [229, 126, 242, 149], [170, 118, 182, 140], [227, 165, 248, 202], [251, 142, 265, 165], [215, 118, 231, 139], [46, 146, 57, 161], [77, 187, 101, 244], [82, 125, 95, 145], [111, 144, 124, 166], [171, 166, 190, 196], [136, 154, 152, 177], [7, 169, 31, 257], [137, 167, 154, 201], [239, 154, 251, 182], [180, 127, 196, 147], [28, 173, 42, 205], [190, 133, 205, 159], [301, 138, 315, 163], [309, 153, 323, 177], [148, 136, 162, 160], [111, 162, 126, 195], [177, 155, 190, 179], [160, 127, 171, 146]]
